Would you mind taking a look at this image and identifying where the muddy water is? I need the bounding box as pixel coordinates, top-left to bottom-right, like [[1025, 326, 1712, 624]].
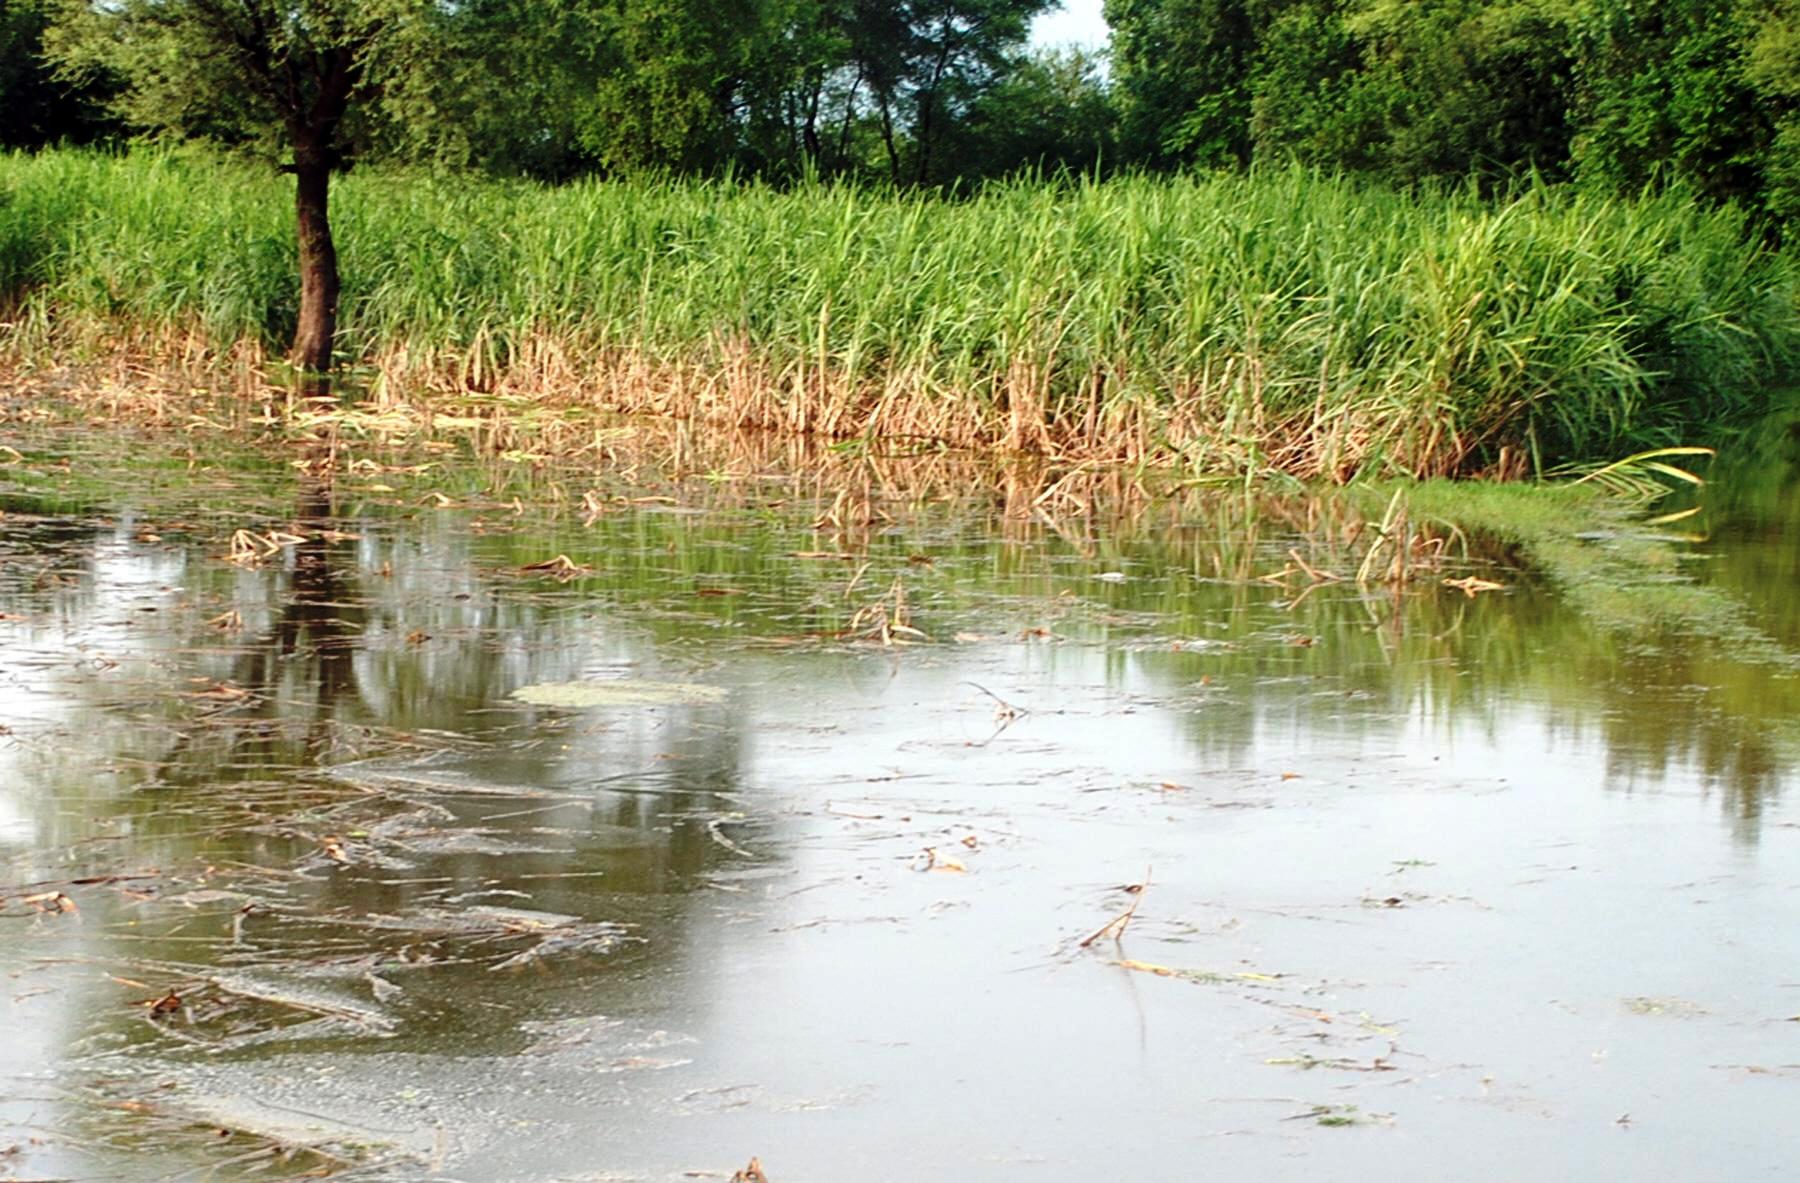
[[0, 427, 1796, 1182]]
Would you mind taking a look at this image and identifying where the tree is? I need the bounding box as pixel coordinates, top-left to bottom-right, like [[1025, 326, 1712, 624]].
[[0, 0, 119, 149], [1567, 0, 1768, 207], [46, 1, 466, 382], [902, 0, 1049, 184], [1257, 0, 1576, 188], [935, 46, 1115, 182], [572, 0, 773, 174], [1106, 0, 1258, 168], [1747, 0, 1800, 223]]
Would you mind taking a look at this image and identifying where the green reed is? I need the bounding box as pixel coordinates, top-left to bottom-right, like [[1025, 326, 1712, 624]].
[[4, 148, 1796, 476]]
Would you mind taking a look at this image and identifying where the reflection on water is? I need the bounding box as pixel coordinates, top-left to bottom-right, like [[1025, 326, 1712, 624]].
[[0, 427, 1796, 1181]]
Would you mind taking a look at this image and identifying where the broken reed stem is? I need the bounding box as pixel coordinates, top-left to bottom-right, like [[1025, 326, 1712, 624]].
[[961, 680, 1025, 722], [1080, 865, 1152, 948]]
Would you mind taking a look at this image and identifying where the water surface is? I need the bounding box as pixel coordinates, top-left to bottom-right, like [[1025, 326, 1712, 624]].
[[1, 425, 1796, 1181]]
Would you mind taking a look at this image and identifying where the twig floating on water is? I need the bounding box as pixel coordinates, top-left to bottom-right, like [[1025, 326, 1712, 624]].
[[961, 680, 1026, 724], [707, 816, 757, 859], [1080, 866, 1151, 948]]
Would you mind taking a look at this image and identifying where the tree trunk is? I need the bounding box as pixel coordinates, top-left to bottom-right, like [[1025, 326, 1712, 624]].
[[802, 72, 823, 163], [291, 139, 339, 387], [836, 66, 864, 170], [877, 91, 901, 186], [915, 39, 956, 188]]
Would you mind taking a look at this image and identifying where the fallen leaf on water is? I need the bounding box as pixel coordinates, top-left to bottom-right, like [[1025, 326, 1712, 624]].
[[730, 1158, 770, 1183], [1443, 576, 1507, 597], [519, 554, 591, 580], [1112, 958, 1281, 984], [188, 682, 251, 702], [512, 681, 728, 708], [22, 891, 78, 914], [914, 847, 966, 873], [223, 528, 302, 566]]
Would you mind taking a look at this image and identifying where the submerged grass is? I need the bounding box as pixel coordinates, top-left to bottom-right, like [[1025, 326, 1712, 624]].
[[4, 149, 1799, 477], [1400, 479, 1798, 666]]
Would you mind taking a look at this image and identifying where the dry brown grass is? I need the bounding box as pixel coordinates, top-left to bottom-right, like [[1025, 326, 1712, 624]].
[[0, 322, 1470, 481]]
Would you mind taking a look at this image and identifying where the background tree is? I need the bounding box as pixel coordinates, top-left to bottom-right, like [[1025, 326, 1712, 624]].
[[34, 0, 1800, 234], [1746, 0, 1800, 222], [46, 0, 480, 380], [1567, 0, 1769, 207], [901, 0, 1051, 184], [0, 0, 118, 149], [934, 45, 1115, 182], [573, 0, 773, 174], [1106, 0, 1257, 168], [1263, 0, 1575, 188]]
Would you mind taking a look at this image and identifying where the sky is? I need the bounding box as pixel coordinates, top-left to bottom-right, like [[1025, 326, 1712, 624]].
[[1029, 0, 1111, 51]]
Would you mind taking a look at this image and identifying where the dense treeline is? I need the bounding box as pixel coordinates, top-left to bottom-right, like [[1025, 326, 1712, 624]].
[[3, 0, 1113, 187], [1107, 0, 1800, 224], [9, 0, 1800, 219]]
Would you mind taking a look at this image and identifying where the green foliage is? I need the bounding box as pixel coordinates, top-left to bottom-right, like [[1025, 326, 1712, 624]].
[[576, 0, 774, 174], [41, 1, 472, 167], [933, 47, 1115, 182], [1106, 0, 1257, 168], [482, 0, 1057, 184], [1567, 0, 1768, 205], [0, 0, 119, 148], [1334, 0, 1576, 184], [8, 0, 1799, 219], [1104, 0, 1800, 224]]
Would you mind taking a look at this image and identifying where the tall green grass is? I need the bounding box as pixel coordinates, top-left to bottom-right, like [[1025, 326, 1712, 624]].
[[3, 148, 1796, 476]]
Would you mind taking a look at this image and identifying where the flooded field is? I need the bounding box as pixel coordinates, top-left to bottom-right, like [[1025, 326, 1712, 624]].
[[1, 423, 1797, 1181]]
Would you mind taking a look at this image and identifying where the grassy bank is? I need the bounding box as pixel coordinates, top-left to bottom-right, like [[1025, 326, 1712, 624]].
[[4, 149, 1798, 477]]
